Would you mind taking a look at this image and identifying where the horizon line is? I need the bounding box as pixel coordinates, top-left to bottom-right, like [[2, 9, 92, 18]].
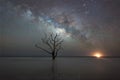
[[0, 56, 120, 58]]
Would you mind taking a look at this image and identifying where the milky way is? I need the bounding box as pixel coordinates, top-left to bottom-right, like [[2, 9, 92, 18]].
[[1, 0, 120, 56]]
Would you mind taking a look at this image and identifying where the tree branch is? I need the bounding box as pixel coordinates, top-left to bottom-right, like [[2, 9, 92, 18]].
[[55, 40, 64, 47], [35, 44, 51, 54], [35, 33, 64, 59]]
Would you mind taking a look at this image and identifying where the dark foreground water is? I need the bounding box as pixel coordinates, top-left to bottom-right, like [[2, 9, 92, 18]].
[[0, 57, 120, 80]]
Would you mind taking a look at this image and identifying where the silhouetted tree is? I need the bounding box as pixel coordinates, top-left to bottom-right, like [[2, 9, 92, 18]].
[[35, 33, 63, 60]]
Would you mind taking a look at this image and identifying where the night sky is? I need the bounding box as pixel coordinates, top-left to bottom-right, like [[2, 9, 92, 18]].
[[1, 0, 120, 56]]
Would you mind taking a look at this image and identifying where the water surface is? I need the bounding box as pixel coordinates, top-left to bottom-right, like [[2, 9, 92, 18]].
[[0, 57, 120, 80]]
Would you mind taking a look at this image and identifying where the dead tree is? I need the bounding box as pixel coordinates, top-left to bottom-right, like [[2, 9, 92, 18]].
[[35, 33, 63, 60]]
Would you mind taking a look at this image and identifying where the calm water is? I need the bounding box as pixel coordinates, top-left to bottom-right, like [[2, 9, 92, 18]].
[[0, 57, 120, 80]]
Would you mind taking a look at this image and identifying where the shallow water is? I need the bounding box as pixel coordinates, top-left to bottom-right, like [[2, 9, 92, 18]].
[[0, 57, 120, 80]]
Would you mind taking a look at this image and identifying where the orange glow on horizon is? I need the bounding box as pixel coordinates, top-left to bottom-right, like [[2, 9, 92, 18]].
[[93, 52, 103, 58]]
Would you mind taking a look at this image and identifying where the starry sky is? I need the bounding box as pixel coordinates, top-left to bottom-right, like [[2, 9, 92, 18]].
[[0, 0, 120, 56]]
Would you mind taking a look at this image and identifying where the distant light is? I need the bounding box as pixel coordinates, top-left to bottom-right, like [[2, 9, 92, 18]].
[[93, 52, 102, 58]]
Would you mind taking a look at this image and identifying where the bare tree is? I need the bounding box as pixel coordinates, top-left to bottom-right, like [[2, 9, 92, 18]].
[[35, 33, 63, 60]]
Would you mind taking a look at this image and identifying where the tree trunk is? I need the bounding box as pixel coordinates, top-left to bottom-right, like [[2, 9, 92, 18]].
[[52, 52, 56, 60], [52, 55, 56, 60]]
